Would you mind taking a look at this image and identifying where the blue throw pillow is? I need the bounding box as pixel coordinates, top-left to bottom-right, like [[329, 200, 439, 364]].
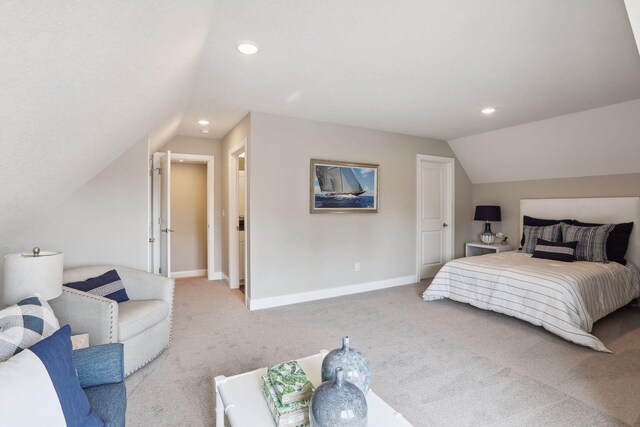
[[65, 269, 129, 303], [0, 325, 104, 426]]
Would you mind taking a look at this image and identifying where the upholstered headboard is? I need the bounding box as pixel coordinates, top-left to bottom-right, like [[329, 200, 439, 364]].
[[519, 197, 640, 267]]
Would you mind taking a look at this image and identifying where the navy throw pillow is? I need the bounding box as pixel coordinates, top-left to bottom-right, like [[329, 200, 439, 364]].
[[532, 238, 578, 262], [0, 325, 104, 426], [65, 269, 129, 303]]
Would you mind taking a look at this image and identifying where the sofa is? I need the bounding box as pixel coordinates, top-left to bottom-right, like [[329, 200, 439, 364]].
[[51, 265, 175, 376], [74, 343, 127, 427]]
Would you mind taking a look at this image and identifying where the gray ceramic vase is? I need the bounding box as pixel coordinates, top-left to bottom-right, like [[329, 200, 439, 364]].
[[321, 336, 371, 394], [310, 367, 368, 427]]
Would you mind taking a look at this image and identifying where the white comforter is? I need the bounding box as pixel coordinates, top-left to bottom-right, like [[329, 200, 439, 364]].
[[422, 251, 640, 352]]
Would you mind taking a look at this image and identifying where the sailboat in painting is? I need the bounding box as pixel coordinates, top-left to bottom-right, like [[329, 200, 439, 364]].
[[315, 166, 366, 196]]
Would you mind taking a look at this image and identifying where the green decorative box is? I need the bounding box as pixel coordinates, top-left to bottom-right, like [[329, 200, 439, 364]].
[[267, 360, 314, 404], [261, 375, 309, 427]]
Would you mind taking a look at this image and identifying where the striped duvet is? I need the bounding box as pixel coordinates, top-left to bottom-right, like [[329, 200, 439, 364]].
[[422, 251, 640, 352]]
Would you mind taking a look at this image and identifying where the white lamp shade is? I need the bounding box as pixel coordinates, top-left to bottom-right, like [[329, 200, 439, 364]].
[[3, 252, 64, 305]]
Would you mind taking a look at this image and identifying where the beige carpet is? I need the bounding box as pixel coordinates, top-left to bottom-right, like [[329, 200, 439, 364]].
[[125, 278, 640, 426]]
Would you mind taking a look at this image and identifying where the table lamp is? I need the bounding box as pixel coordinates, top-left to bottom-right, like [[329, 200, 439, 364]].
[[474, 205, 501, 244], [3, 247, 64, 305]]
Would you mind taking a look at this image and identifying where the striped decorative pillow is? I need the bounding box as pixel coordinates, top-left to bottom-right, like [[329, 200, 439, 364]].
[[522, 224, 562, 254], [532, 238, 578, 262], [64, 269, 129, 303], [560, 223, 614, 263]]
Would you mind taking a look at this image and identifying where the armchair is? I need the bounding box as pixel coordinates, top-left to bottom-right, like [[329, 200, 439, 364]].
[[74, 343, 126, 427], [50, 265, 174, 376]]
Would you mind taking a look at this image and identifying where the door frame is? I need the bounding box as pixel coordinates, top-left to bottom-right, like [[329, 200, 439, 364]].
[[151, 152, 216, 280], [227, 145, 248, 299], [415, 154, 455, 281]]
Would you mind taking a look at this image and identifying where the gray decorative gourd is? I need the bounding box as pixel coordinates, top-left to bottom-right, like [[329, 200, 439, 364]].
[[310, 367, 368, 427], [321, 336, 371, 395]]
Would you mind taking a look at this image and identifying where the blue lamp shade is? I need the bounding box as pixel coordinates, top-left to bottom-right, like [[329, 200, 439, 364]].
[[474, 205, 501, 222]]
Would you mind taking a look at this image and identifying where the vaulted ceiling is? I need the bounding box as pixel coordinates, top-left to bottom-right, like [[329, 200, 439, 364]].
[[181, 0, 640, 140], [2, 0, 640, 244], [0, 1, 216, 244]]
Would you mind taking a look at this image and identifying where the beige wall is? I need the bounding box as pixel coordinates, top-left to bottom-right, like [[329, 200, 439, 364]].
[[221, 115, 250, 280], [0, 138, 150, 294], [248, 112, 473, 300], [472, 173, 640, 245], [160, 135, 222, 274], [170, 162, 207, 272]]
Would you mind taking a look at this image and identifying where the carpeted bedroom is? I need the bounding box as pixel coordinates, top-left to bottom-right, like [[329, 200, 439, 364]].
[[125, 277, 640, 426]]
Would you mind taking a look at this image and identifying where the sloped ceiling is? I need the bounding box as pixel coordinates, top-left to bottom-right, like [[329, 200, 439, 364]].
[[180, 0, 640, 140], [0, 1, 217, 244], [4, 0, 640, 246], [448, 99, 640, 184]]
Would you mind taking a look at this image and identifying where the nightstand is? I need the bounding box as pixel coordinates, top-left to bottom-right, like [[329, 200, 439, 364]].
[[465, 242, 514, 257]]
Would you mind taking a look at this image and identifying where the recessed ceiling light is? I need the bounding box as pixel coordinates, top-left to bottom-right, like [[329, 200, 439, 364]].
[[179, 159, 184, 162], [481, 107, 497, 114], [237, 41, 260, 55], [201, 129, 210, 134], [197, 119, 209, 125]]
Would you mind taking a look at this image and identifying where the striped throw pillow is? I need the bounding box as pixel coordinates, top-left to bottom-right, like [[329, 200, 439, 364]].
[[64, 269, 130, 303], [522, 224, 562, 254], [532, 238, 578, 262], [560, 223, 614, 263]]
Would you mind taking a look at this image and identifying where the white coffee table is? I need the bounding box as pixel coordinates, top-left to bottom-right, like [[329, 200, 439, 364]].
[[214, 350, 413, 427]]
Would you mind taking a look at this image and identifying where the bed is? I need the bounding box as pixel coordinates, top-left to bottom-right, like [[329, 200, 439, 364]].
[[422, 197, 640, 352]]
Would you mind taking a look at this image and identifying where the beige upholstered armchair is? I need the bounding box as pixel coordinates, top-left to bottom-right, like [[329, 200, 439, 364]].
[[50, 265, 174, 376]]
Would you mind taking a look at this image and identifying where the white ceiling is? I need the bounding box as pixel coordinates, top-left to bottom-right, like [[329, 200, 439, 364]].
[[180, 0, 640, 140], [3, 1, 640, 245], [0, 0, 216, 245], [449, 99, 640, 184]]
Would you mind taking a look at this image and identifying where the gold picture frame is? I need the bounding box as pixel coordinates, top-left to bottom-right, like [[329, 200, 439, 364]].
[[310, 159, 379, 214]]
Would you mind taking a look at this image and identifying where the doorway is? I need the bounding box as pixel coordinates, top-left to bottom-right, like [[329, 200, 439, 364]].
[[416, 155, 454, 279], [228, 145, 248, 304], [150, 152, 216, 279]]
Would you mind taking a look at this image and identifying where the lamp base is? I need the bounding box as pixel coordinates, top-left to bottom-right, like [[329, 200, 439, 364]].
[[481, 222, 495, 244]]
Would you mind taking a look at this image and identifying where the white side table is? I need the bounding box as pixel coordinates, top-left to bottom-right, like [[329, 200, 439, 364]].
[[214, 350, 413, 427], [465, 242, 513, 257]]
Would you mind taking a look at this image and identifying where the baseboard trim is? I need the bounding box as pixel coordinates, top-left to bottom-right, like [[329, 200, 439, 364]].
[[208, 272, 223, 280], [170, 269, 207, 279], [248, 275, 417, 311]]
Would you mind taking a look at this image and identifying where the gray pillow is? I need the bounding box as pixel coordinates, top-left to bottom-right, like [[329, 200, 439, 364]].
[[560, 223, 615, 263], [522, 224, 562, 254]]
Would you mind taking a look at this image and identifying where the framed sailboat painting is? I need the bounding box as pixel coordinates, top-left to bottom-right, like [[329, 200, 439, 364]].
[[310, 159, 379, 213]]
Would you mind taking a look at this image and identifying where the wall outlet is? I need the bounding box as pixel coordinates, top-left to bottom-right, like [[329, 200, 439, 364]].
[[354, 262, 360, 272]]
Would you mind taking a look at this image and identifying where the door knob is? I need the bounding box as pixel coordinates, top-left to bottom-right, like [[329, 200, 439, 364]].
[[161, 228, 175, 233], [443, 223, 448, 228]]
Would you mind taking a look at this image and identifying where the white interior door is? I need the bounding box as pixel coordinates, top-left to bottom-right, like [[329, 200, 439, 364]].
[[160, 151, 172, 277], [418, 157, 453, 279]]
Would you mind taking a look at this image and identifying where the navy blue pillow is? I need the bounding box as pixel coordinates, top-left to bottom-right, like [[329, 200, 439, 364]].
[[532, 238, 578, 262], [65, 270, 129, 303], [0, 325, 105, 426]]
